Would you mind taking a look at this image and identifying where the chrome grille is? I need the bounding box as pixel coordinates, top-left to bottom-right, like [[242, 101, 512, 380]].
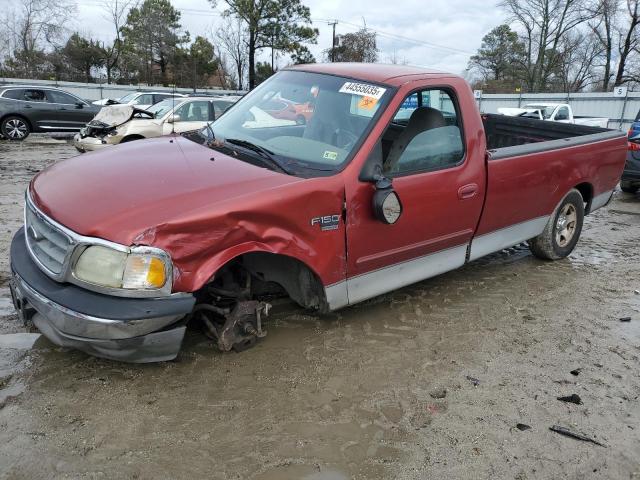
[[25, 201, 74, 275]]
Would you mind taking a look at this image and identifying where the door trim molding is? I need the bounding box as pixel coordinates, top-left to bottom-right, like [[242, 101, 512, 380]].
[[327, 243, 468, 309]]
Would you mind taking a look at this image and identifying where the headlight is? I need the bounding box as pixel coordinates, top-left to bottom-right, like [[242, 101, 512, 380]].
[[73, 245, 169, 291]]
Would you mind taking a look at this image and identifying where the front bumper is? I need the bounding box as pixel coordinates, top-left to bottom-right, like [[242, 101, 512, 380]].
[[10, 228, 196, 362], [73, 133, 115, 152]]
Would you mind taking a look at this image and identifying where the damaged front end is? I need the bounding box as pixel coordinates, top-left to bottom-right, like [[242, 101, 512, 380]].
[[75, 105, 154, 150]]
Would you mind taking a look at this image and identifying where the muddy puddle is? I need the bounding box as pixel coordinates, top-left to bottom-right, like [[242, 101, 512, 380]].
[[1, 140, 639, 479]]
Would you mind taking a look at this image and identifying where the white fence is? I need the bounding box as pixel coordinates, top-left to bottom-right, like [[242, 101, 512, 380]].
[[475, 91, 640, 130], [0, 77, 246, 101], [2, 77, 638, 130]]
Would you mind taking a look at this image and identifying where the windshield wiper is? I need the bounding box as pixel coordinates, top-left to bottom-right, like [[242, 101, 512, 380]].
[[225, 138, 289, 174]]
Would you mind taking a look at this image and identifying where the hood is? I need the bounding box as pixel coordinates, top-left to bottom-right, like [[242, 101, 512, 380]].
[[30, 136, 303, 245], [91, 105, 152, 126]]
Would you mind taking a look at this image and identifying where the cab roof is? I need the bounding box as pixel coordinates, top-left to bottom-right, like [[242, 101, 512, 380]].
[[285, 63, 457, 87]]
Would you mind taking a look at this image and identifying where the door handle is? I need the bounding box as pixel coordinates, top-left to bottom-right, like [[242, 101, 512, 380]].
[[24, 105, 32, 109], [458, 183, 479, 200]]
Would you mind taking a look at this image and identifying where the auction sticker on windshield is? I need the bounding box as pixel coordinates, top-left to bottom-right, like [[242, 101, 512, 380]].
[[339, 82, 386, 99]]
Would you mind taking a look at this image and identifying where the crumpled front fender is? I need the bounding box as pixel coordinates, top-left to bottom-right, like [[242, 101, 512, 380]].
[[133, 175, 348, 294]]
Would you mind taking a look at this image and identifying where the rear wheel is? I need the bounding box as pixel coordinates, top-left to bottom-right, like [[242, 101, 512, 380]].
[[1, 116, 30, 141], [528, 189, 584, 260], [620, 180, 638, 194]]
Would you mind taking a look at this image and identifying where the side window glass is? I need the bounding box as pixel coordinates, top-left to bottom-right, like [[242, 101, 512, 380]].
[[132, 94, 153, 105], [384, 89, 464, 175], [154, 94, 170, 103], [174, 101, 209, 122], [47, 90, 79, 104], [393, 93, 419, 124], [556, 107, 569, 120], [213, 101, 232, 119], [23, 89, 47, 102], [2, 89, 24, 99]]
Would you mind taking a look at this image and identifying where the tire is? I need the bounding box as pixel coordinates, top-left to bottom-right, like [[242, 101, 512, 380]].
[[1, 116, 30, 141], [620, 180, 638, 194], [528, 189, 584, 260]]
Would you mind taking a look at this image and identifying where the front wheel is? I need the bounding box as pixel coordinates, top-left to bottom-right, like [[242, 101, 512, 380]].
[[1, 116, 30, 141], [528, 189, 584, 260]]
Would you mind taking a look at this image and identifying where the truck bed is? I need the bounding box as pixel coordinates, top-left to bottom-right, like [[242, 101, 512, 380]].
[[482, 113, 619, 158], [471, 113, 626, 260]]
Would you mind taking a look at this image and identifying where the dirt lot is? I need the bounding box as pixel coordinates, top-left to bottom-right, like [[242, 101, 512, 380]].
[[0, 137, 639, 480]]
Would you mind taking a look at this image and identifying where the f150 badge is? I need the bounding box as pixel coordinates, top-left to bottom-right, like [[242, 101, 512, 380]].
[[311, 214, 340, 231]]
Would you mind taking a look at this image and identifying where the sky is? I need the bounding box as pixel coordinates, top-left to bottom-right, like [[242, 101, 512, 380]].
[[73, 0, 508, 75]]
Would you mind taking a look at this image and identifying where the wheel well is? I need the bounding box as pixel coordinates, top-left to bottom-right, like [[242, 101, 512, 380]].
[[574, 182, 594, 213], [206, 252, 329, 313], [120, 134, 144, 143], [0, 113, 32, 130]]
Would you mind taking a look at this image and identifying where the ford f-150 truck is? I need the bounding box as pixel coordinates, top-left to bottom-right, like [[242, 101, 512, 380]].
[[9, 64, 627, 362]]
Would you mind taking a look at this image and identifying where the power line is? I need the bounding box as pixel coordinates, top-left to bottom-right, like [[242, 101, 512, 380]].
[[312, 17, 474, 56]]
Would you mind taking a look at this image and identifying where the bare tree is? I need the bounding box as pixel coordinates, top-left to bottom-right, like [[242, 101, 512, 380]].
[[500, 0, 596, 91], [587, 0, 619, 90], [614, 0, 640, 85], [215, 18, 248, 90], [555, 30, 604, 91], [101, 0, 136, 84], [1, 0, 76, 77]]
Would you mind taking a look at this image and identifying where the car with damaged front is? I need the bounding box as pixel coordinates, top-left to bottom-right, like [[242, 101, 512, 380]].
[[73, 96, 237, 152], [9, 63, 627, 363]]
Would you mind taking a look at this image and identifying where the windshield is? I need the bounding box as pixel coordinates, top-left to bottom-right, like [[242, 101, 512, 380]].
[[118, 92, 138, 103], [147, 98, 182, 118], [204, 70, 392, 176]]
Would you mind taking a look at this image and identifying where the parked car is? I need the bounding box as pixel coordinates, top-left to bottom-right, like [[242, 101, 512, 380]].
[[9, 64, 626, 362], [74, 96, 236, 152], [621, 108, 640, 193], [498, 103, 609, 128], [259, 95, 314, 124], [0, 86, 101, 140], [91, 92, 186, 109]]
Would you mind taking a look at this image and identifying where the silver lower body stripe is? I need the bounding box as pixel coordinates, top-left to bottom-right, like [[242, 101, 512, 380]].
[[468, 216, 549, 262], [590, 189, 614, 212], [345, 244, 468, 306]]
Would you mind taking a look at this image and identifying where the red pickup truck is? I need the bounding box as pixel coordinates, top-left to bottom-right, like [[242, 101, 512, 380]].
[[9, 64, 627, 362]]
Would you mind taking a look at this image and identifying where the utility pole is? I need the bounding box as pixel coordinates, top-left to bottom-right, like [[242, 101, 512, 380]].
[[328, 20, 338, 62]]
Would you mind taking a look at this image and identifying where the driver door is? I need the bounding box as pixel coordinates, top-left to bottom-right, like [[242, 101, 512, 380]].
[[344, 88, 486, 304]]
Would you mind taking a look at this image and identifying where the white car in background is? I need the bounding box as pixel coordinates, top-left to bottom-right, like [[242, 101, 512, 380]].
[[91, 92, 186, 110], [497, 103, 609, 128], [74, 96, 237, 152]]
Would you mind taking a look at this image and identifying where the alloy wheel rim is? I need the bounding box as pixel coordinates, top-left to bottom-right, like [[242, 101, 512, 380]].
[[6, 119, 27, 139], [555, 204, 577, 247]]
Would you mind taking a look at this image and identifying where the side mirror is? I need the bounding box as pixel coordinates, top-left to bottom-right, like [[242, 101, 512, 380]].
[[360, 140, 403, 224], [75, 102, 84, 109], [372, 176, 403, 224], [167, 114, 181, 123]]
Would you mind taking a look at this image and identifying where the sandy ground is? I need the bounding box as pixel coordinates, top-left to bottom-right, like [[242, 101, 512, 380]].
[[0, 136, 639, 480]]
